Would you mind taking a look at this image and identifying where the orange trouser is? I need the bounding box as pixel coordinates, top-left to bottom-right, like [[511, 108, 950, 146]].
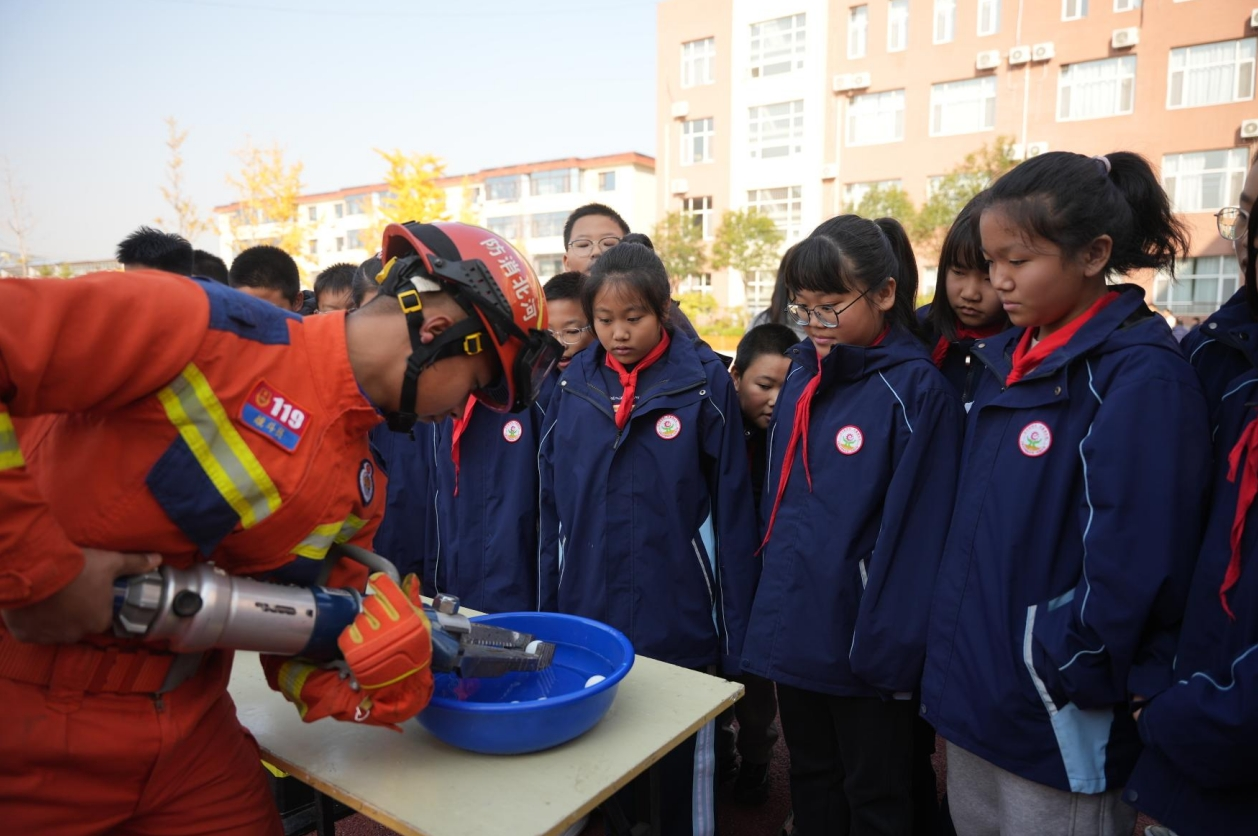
[[0, 650, 282, 836]]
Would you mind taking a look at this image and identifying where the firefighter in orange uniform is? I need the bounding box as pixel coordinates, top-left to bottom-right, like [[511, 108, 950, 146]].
[[0, 222, 560, 835]]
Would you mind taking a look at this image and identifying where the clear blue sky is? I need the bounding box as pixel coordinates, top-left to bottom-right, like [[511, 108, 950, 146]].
[[0, 0, 659, 262]]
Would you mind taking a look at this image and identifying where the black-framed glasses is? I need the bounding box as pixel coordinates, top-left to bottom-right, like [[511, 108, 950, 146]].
[[785, 286, 874, 329], [1217, 207, 1250, 242], [567, 236, 622, 254], [548, 325, 591, 345]]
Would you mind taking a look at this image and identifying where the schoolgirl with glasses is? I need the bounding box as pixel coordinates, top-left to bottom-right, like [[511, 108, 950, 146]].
[[741, 215, 964, 836]]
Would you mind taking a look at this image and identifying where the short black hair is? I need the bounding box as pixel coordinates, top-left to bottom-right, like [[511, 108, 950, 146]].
[[621, 232, 654, 251], [192, 250, 229, 284], [583, 243, 670, 325], [543, 271, 583, 302], [314, 262, 356, 303], [352, 255, 383, 307], [116, 226, 194, 275], [563, 203, 630, 248], [734, 324, 799, 374], [229, 245, 300, 301]]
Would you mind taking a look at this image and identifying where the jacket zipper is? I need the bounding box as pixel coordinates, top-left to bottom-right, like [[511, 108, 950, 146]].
[[691, 538, 715, 606]]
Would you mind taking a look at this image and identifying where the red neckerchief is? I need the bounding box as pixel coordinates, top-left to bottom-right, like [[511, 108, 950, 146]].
[[448, 395, 477, 496], [760, 325, 890, 550], [605, 328, 671, 431], [931, 324, 1005, 368], [1223, 412, 1258, 619], [1006, 292, 1119, 386]]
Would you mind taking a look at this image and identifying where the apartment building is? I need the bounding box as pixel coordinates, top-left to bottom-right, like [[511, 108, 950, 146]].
[[658, 0, 1257, 316], [213, 152, 656, 283]]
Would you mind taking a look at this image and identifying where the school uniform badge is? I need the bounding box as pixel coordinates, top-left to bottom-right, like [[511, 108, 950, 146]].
[[836, 426, 863, 455], [1018, 422, 1052, 457], [241, 380, 308, 452], [358, 459, 375, 505], [656, 414, 681, 440], [502, 420, 523, 443]]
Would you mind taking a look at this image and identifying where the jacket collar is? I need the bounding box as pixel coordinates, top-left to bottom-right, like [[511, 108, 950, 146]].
[[786, 324, 930, 389], [1194, 288, 1258, 369], [566, 327, 708, 405], [303, 311, 381, 434]]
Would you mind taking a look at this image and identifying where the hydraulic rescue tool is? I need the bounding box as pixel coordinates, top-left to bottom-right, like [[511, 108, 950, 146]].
[[111, 545, 554, 679]]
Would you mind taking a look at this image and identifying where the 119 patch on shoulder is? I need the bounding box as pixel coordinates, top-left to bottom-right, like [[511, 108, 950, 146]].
[[241, 380, 309, 452]]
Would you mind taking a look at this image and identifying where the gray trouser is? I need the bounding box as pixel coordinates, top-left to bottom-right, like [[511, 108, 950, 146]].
[[946, 742, 1136, 836]]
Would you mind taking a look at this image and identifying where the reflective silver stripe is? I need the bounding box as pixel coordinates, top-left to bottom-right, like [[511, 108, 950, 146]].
[[293, 522, 342, 560]]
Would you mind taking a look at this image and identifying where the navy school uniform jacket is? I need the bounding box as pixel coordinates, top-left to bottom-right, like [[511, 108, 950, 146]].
[[429, 375, 556, 613], [921, 285, 1212, 794], [369, 421, 437, 581], [1182, 288, 1256, 421], [537, 330, 759, 672], [1124, 364, 1258, 833], [922, 323, 992, 407], [740, 326, 965, 697]]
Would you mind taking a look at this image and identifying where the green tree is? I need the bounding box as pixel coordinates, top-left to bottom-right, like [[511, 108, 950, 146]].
[[710, 208, 784, 317], [912, 136, 1019, 254], [851, 185, 917, 227], [651, 211, 707, 292]]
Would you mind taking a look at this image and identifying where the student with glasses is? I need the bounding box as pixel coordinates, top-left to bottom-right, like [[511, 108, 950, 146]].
[[562, 203, 629, 275]]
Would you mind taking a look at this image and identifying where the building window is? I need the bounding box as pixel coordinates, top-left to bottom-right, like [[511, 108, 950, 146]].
[[598, 171, 617, 191], [334, 203, 344, 219], [683, 196, 714, 240], [486, 216, 521, 239], [345, 195, 367, 215], [747, 186, 804, 242], [534, 254, 564, 278], [682, 117, 715, 165], [530, 211, 568, 238], [530, 169, 572, 196], [747, 270, 776, 312], [1153, 256, 1239, 316], [887, 0, 909, 53], [307, 239, 317, 256], [848, 6, 868, 59], [843, 179, 904, 210], [1058, 56, 1136, 121], [678, 273, 713, 295], [1062, 0, 1087, 20], [335, 236, 345, 251], [346, 229, 362, 249], [847, 89, 905, 146], [1162, 148, 1251, 213], [933, 0, 956, 44], [1168, 38, 1257, 109], [307, 206, 317, 222], [749, 100, 805, 159], [977, 0, 1000, 36], [749, 13, 806, 78], [930, 76, 997, 136], [485, 175, 520, 202], [1114, 0, 1139, 11], [682, 37, 716, 87]]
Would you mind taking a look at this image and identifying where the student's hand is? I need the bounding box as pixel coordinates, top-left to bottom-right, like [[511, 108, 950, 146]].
[[1, 548, 161, 644]]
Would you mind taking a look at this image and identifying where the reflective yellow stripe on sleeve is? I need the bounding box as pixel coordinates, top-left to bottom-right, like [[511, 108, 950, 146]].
[[335, 514, 367, 544], [156, 364, 281, 528], [292, 514, 369, 561], [0, 413, 24, 471]]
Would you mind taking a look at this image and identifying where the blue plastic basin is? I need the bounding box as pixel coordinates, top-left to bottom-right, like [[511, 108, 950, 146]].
[[416, 612, 635, 755]]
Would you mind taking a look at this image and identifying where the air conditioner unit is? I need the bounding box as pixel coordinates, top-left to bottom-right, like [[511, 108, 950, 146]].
[[1009, 45, 1031, 65], [820, 163, 839, 180], [976, 50, 1001, 70], [832, 73, 849, 92], [1111, 27, 1139, 49], [1026, 141, 1050, 158], [1009, 143, 1026, 161], [1242, 118, 1258, 139], [1032, 42, 1055, 61], [670, 178, 689, 195], [834, 72, 871, 92], [1250, 9, 1258, 28], [670, 101, 690, 119]]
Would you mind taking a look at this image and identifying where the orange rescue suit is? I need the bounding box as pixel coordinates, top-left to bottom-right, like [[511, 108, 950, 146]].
[[0, 271, 386, 835]]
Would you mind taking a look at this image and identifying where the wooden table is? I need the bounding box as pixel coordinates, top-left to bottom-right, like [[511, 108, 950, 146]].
[[229, 651, 742, 836]]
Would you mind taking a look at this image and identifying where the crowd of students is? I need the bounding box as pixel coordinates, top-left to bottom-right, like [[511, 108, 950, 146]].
[[109, 146, 1256, 836]]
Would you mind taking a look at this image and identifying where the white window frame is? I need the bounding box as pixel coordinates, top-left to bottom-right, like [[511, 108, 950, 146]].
[[843, 179, 904, 211], [747, 186, 804, 242], [1167, 38, 1257, 109], [1113, 0, 1139, 11], [681, 117, 715, 165], [848, 5, 868, 59], [1062, 0, 1088, 20], [1161, 148, 1251, 214], [749, 13, 806, 78], [747, 270, 776, 311], [681, 37, 716, 88], [846, 89, 906, 146], [678, 273, 714, 295], [1153, 256, 1240, 315], [682, 196, 715, 240], [1057, 56, 1137, 121], [933, 0, 956, 45], [749, 100, 805, 159], [887, 0, 909, 53], [930, 77, 997, 136], [977, 0, 1001, 35]]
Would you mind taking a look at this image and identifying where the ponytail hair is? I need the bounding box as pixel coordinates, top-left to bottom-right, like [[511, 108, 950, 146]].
[[986, 150, 1189, 280], [779, 213, 917, 332]]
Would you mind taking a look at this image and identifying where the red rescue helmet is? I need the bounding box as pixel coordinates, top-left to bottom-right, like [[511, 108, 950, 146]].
[[376, 222, 562, 429]]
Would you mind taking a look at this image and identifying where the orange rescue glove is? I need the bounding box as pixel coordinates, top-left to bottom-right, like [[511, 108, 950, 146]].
[[267, 573, 434, 731]]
